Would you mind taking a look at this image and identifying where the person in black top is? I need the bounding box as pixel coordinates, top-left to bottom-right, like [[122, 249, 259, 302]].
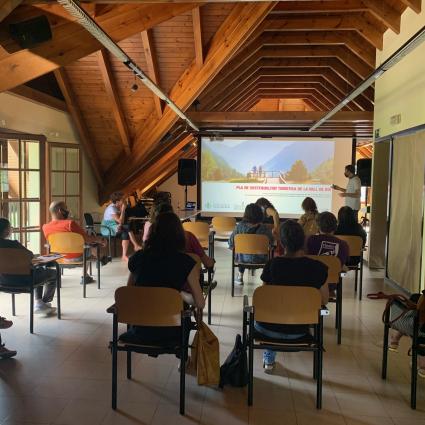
[[0, 218, 57, 316], [335, 206, 367, 266], [121, 212, 205, 347], [257, 220, 329, 373]]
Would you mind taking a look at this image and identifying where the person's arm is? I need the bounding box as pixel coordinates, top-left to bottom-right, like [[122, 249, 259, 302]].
[[332, 184, 346, 192], [318, 264, 329, 305], [186, 261, 205, 309], [260, 260, 272, 284], [267, 207, 280, 236], [127, 273, 136, 286]]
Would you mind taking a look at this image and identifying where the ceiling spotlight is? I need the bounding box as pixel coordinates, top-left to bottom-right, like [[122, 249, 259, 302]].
[[191, 141, 197, 147], [131, 83, 138, 93]]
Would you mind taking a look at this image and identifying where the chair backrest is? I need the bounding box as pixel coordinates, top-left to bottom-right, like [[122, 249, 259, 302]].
[[84, 213, 94, 227], [234, 233, 269, 255], [0, 248, 32, 276], [253, 285, 321, 325], [115, 286, 183, 326], [182, 221, 210, 243], [212, 216, 236, 233], [306, 255, 341, 285], [47, 232, 85, 255], [335, 235, 362, 256]]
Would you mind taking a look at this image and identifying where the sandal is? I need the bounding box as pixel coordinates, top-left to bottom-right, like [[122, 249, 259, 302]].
[[388, 341, 399, 352], [418, 368, 425, 379]]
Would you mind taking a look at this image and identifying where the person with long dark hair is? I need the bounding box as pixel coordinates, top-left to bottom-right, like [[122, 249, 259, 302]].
[[122, 212, 205, 346], [298, 197, 319, 236], [335, 206, 366, 245], [255, 197, 280, 239], [229, 203, 273, 285]]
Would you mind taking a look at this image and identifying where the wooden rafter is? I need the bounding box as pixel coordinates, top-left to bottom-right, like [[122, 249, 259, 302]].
[[0, 2, 201, 92], [264, 14, 384, 50], [101, 1, 276, 199], [192, 7, 204, 68], [54, 68, 102, 184], [0, 0, 22, 22], [97, 49, 131, 155], [8, 85, 67, 112], [141, 29, 163, 119], [399, 0, 422, 13]]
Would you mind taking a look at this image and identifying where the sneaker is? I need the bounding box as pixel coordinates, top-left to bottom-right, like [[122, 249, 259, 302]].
[[34, 301, 55, 315], [235, 273, 244, 286], [80, 275, 95, 285], [0, 317, 13, 329], [203, 280, 217, 293], [0, 344, 17, 359], [263, 361, 275, 374]]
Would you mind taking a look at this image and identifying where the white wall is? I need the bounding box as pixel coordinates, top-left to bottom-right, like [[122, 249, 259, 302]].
[[158, 172, 197, 212], [374, 0, 425, 138], [0, 92, 101, 214]]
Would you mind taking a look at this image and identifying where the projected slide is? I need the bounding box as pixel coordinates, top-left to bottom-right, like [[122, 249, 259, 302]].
[[201, 138, 348, 216]]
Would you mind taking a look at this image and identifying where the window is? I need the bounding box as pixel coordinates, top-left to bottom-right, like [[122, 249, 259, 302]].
[[49, 144, 82, 222], [0, 138, 44, 254]]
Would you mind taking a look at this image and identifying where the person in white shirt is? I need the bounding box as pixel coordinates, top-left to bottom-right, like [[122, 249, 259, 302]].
[[331, 164, 362, 220]]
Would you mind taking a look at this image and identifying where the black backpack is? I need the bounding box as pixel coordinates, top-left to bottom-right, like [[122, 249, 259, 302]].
[[219, 334, 248, 388]]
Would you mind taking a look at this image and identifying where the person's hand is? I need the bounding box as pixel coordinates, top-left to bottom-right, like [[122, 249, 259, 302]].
[[331, 184, 340, 190], [339, 193, 346, 198]]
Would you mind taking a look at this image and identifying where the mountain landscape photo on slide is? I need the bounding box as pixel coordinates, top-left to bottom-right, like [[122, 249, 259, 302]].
[[202, 139, 335, 184]]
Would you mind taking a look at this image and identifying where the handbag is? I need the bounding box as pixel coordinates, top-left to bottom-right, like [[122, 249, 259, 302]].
[[191, 321, 220, 386], [219, 334, 248, 388]]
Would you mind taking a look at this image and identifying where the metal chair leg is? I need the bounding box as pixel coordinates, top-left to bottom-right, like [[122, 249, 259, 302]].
[[231, 251, 235, 298], [112, 319, 118, 410], [337, 282, 342, 345], [127, 351, 132, 380], [354, 268, 358, 292], [30, 288, 34, 334], [248, 314, 254, 406], [208, 285, 212, 325], [56, 265, 61, 320], [11, 294, 16, 316], [359, 255, 364, 301]]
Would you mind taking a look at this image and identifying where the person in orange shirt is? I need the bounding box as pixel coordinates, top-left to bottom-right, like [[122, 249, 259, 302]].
[[43, 201, 105, 284]]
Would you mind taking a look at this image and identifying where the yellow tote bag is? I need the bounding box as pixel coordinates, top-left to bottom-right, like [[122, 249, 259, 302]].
[[191, 322, 220, 386]]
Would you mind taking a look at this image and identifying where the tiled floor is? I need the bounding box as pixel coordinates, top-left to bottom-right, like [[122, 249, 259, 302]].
[[0, 242, 424, 424]]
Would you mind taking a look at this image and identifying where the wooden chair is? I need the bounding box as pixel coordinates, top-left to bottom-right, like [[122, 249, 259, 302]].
[[382, 294, 425, 409], [47, 232, 101, 298], [109, 286, 191, 415], [0, 248, 61, 333], [243, 286, 325, 409], [231, 234, 270, 297], [211, 216, 236, 241], [182, 221, 213, 256], [307, 255, 343, 344], [336, 235, 364, 300]]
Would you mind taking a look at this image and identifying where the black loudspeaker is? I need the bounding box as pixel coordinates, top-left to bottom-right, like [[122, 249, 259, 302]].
[[357, 158, 372, 187], [178, 159, 197, 186], [9, 15, 52, 49]]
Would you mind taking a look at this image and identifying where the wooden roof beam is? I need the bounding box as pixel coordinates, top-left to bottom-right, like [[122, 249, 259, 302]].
[[0, 0, 23, 23], [192, 7, 204, 68], [54, 68, 102, 185], [101, 1, 276, 198], [264, 14, 384, 50], [141, 29, 163, 119], [0, 2, 202, 92], [399, 0, 421, 13], [8, 85, 67, 112], [97, 48, 131, 155]]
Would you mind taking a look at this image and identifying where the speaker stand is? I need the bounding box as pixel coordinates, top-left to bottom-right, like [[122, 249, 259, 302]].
[[184, 185, 188, 209]]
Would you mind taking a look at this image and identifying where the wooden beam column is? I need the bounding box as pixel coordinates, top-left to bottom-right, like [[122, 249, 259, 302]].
[[192, 7, 204, 68]]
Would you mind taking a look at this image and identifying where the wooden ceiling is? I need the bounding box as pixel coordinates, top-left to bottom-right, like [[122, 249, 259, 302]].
[[0, 0, 421, 203]]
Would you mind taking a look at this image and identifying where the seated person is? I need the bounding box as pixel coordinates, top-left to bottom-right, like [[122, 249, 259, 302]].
[[143, 202, 215, 270], [258, 220, 329, 373], [306, 211, 349, 268], [122, 212, 205, 347], [43, 201, 105, 284], [298, 197, 319, 237], [335, 206, 367, 265], [1, 218, 57, 315], [101, 192, 141, 261], [229, 203, 274, 286], [0, 315, 16, 359]]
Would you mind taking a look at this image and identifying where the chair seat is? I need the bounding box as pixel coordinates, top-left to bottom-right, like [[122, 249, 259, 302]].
[[117, 339, 181, 355], [234, 262, 266, 268], [253, 329, 315, 346]]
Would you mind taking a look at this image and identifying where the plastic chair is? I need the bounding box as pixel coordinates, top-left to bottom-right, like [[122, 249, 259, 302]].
[[0, 248, 61, 333], [231, 234, 270, 297], [336, 235, 364, 300], [243, 286, 325, 409], [108, 286, 192, 414], [182, 221, 212, 251], [47, 232, 101, 298], [382, 294, 425, 409], [307, 255, 343, 344], [211, 216, 236, 241]]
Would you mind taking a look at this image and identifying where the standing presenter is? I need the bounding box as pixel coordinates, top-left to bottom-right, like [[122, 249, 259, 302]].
[[332, 164, 362, 220]]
